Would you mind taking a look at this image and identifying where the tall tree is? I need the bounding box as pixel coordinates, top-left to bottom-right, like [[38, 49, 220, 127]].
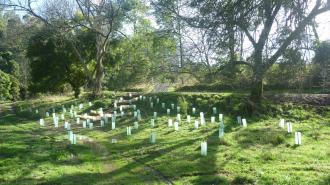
[[0, 12, 38, 98], [27, 27, 92, 97], [1, 0, 137, 95], [157, 0, 330, 102], [0, 11, 25, 100], [153, 0, 188, 83], [105, 23, 177, 89]]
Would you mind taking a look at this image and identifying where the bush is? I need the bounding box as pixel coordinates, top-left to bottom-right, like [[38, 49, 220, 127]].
[[232, 175, 255, 185], [310, 123, 321, 140], [271, 134, 286, 145], [93, 100, 107, 109], [148, 92, 303, 117], [177, 96, 188, 115], [176, 82, 246, 92], [260, 151, 275, 161], [0, 70, 20, 101], [9, 75, 20, 101], [0, 70, 11, 100]]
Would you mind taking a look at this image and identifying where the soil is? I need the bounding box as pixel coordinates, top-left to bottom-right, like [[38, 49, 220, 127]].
[[265, 93, 330, 106]]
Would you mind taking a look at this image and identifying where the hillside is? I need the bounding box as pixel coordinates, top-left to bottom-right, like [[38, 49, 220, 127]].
[[0, 92, 329, 185]]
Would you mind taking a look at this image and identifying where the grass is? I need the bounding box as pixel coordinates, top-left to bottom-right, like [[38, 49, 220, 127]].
[[0, 93, 330, 185]]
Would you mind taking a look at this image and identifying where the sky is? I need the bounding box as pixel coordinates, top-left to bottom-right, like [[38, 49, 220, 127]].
[[4, 0, 330, 42], [315, 11, 330, 41], [5, 0, 330, 42]]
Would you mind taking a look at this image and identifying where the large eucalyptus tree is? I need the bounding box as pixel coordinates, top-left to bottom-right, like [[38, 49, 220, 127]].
[[157, 0, 330, 102], [197, 0, 330, 101]]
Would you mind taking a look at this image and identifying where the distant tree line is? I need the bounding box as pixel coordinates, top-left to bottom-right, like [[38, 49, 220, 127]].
[[0, 0, 330, 102]]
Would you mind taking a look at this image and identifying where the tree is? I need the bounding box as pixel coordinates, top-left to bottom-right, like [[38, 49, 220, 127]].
[[0, 51, 19, 76], [314, 41, 330, 92], [158, 0, 330, 102], [27, 27, 90, 98], [3, 12, 31, 94], [1, 0, 137, 95], [0, 11, 41, 99], [73, 0, 136, 94], [0, 21, 21, 100], [223, 1, 329, 101], [105, 27, 177, 89], [153, 0, 188, 84], [265, 48, 307, 91], [314, 41, 330, 66]]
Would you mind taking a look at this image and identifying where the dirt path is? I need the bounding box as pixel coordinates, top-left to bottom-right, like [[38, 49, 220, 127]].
[[77, 94, 174, 184], [154, 83, 169, 93], [79, 134, 174, 184], [131, 157, 174, 185], [266, 93, 330, 106]]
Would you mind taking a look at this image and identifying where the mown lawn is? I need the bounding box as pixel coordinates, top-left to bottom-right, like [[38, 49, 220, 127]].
[[0, 93, 329, 185]]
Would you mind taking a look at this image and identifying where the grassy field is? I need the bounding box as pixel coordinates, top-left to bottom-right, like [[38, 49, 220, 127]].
[[0, 93, 330, 185]]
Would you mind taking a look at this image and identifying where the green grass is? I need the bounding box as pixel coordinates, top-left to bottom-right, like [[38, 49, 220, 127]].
[[0, 93, 330, 185]]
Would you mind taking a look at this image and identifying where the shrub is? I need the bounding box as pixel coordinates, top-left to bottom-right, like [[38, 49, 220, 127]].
[[0, 70, 11, 100], [260, 151, 275, 161], [93, 100, 107, 109], [177, 96, 188, 115], [176, 82, 248, 92], [0, 70, 19, 101], [232, 175, 255, 185], [310, 123, 321, 140], [9, 75, 20, 101], [271, 134, 286, 145]]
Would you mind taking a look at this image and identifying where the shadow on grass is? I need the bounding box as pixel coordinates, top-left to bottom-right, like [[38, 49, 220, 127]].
[[0, 113, 32, 126], [234, 127, 287, 149], [319, 175, 330, 185], [111, 137, 202, 184], [191, 129, 231, 185], [1, 95, 277, 185], [7, 138, 198, 185]]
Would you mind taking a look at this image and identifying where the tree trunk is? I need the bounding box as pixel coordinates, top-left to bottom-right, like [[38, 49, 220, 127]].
[[94, 57, 104, 95], [93, 35, 107, 96], [178, 21, 184, 85], [227, 10, 236, 63], [250, 52, 264, 103], [229, 31, 236, 63], [74, 87, 80, 98], [250, 69, 264, 103]]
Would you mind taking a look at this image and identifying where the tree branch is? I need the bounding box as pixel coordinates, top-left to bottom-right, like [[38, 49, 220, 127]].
[[266, 0, 329, 69], [257, 1, 281, 48], [239, 25, 257, 48]]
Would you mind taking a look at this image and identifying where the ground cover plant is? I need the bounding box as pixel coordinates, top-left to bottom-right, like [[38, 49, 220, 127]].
[[1, 1, 330, 184], [1, 93, 329, 185]]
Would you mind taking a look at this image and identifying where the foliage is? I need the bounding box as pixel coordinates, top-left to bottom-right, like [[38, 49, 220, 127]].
[[314, 41, 330, 66], [0, 2, 330, 102], [156, 0, 330, 101], [105, 30, 176, 90], [177, 82, 247, 92], [105, 37, 152, 89], [0, 70, 19, 101], [27, 27, 89, 97], [177, 96, 188, 115], [0, 70, 12, 100], [9, 75, 20, 100], [0, 12, 37, 99], [0, 51, 19, 76], [312, 41, 330, 92]]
